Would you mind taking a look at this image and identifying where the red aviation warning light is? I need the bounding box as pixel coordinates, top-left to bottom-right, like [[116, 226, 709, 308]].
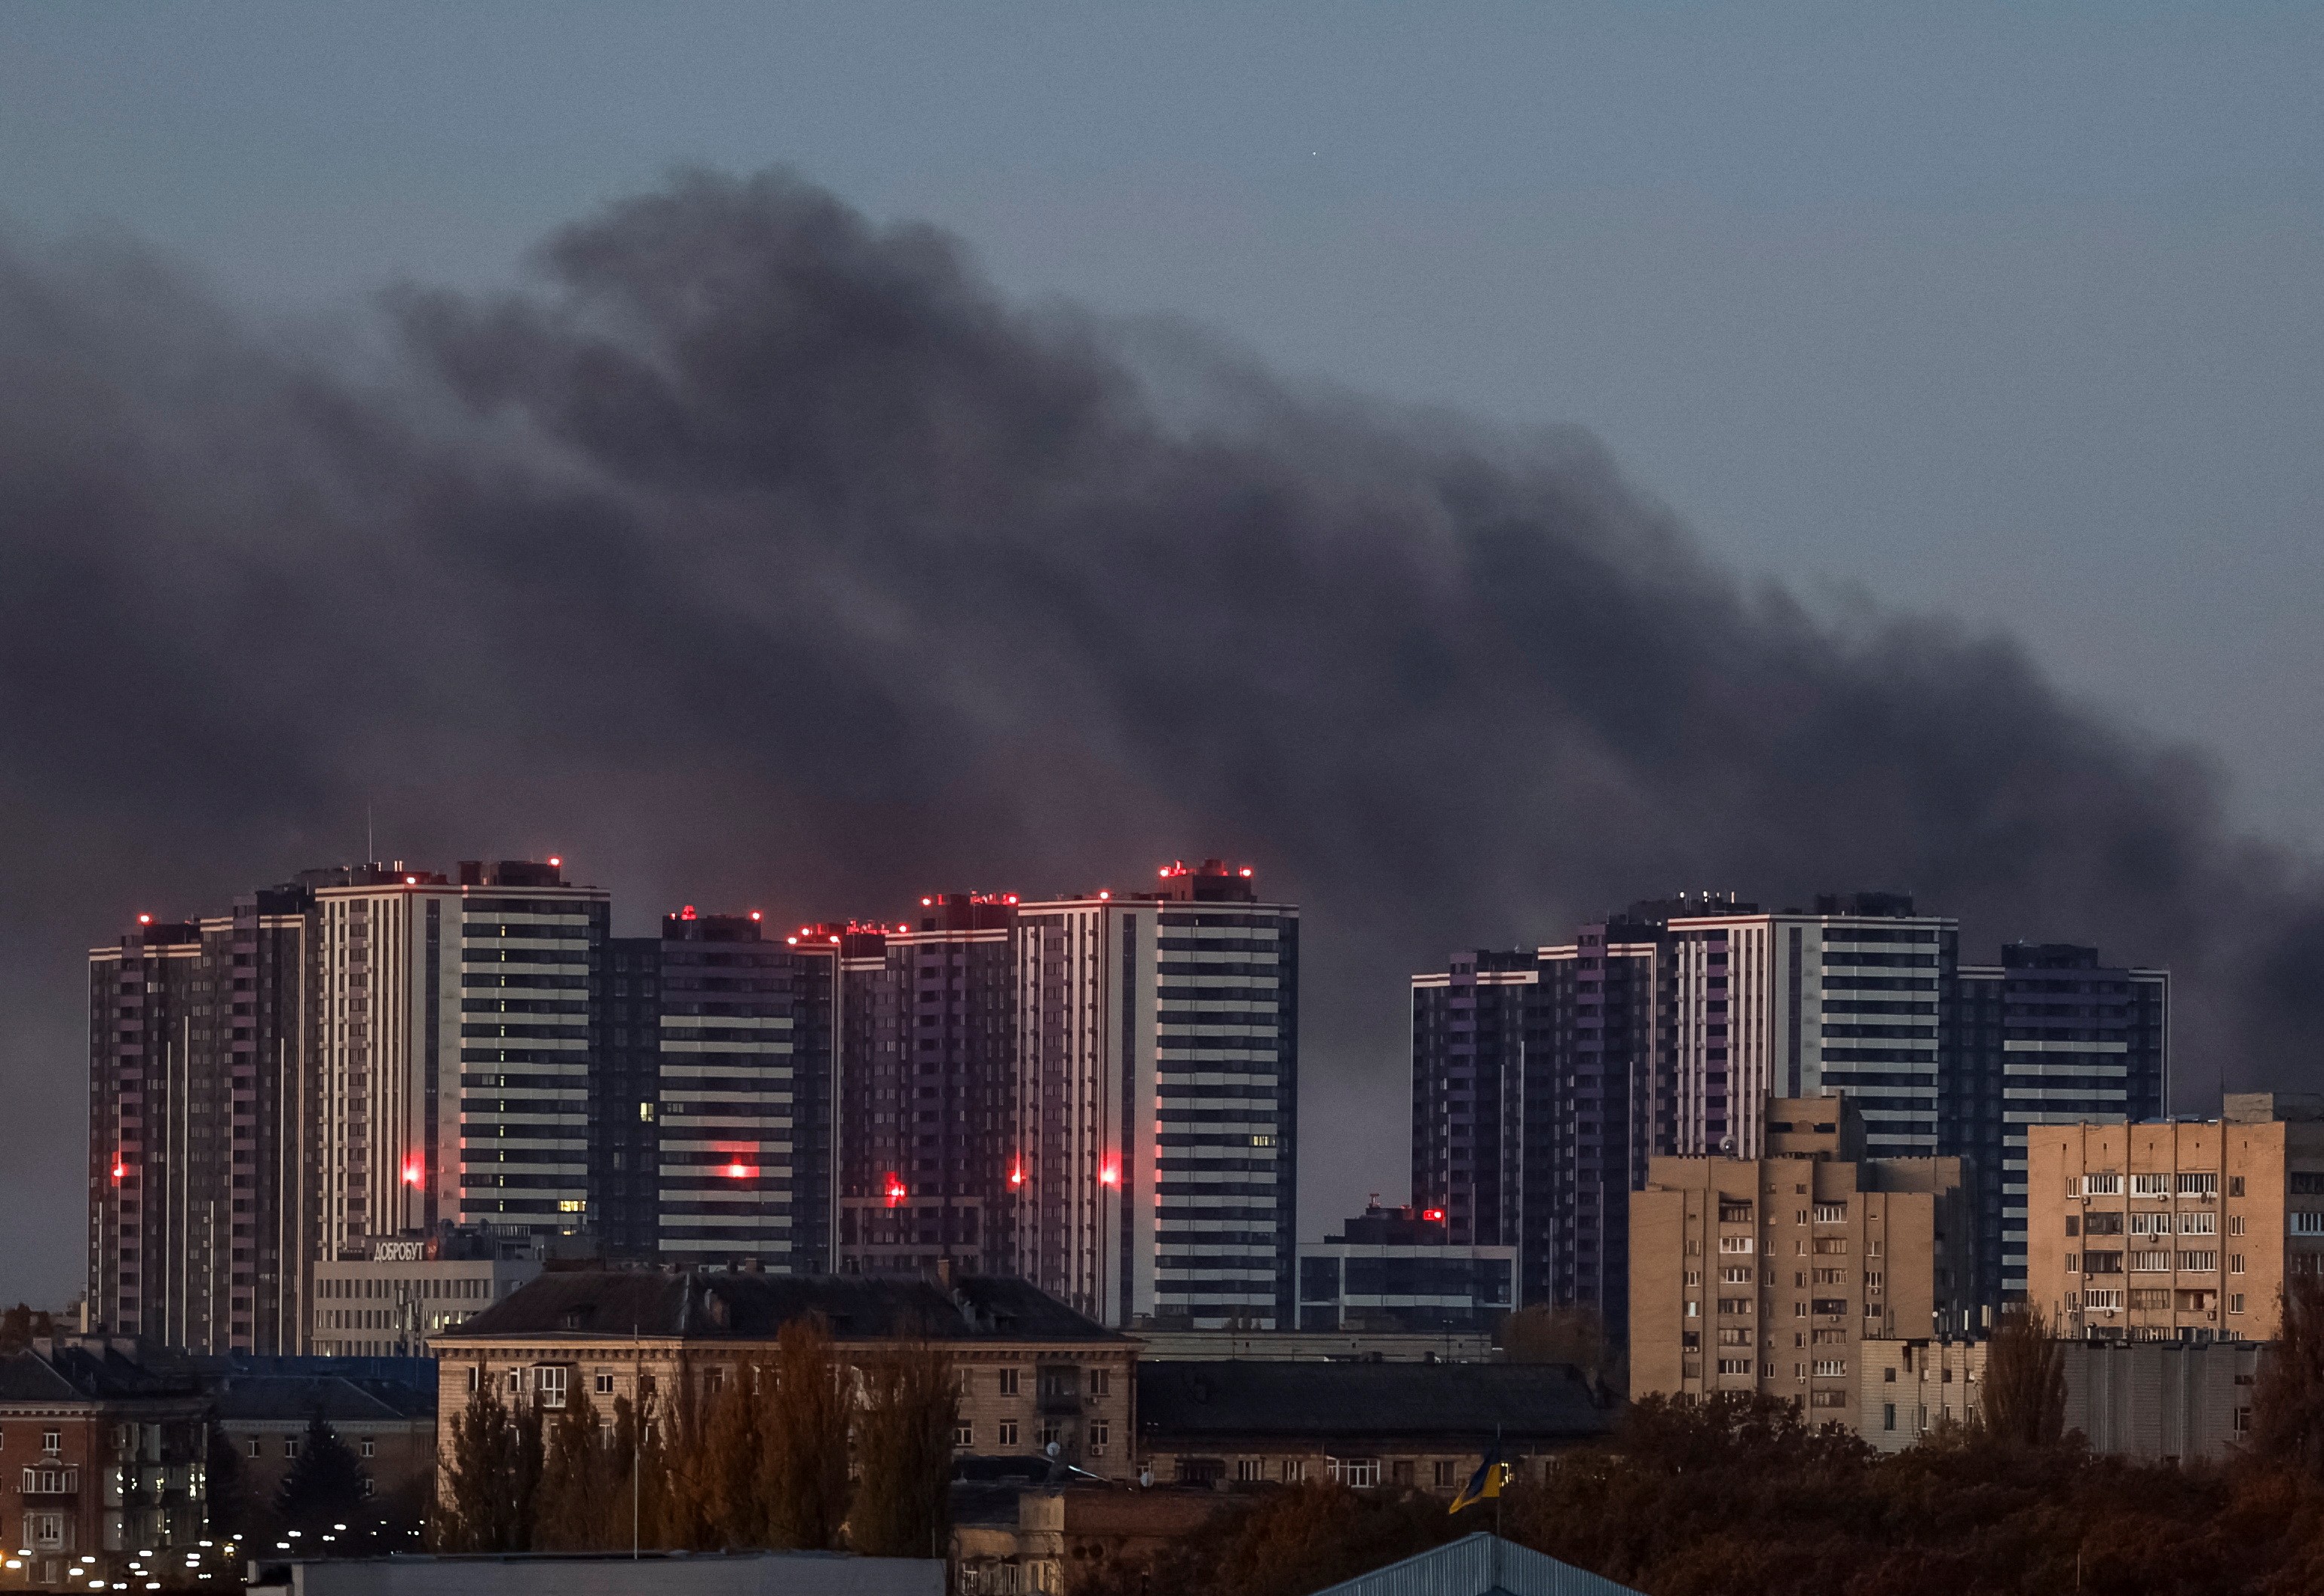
[[749, 911, 762, 922], [111, 1159, 127, 1182], [680, 905, 698, 921], [1099, 1160, 1120, 1188], [1008, 1160, 1025, 1188], [725, 1160, 751, 1179], [1422, 1208, 1446, 1222], [401, 1157, 424, 1187], [885, 1173, 909, 1207], [136, 914, 152, 926], [548, 856, 562, 868]]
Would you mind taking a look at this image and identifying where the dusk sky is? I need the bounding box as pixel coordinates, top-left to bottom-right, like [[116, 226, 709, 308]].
[[3, 4, 2319, 1304]]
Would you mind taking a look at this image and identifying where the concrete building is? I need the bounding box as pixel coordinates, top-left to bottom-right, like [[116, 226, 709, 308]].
[[1129, 1330, 1494, 1363], [428, 1271, 1139, 1481], [0, 1340, 208, 1588], [1855, 1338, 1986, 1450], [87, 889, 314, 1355], [1134, 1361, 1617, 1494], [1295, 1206, 1515, 1333], [831, 896, 1020, 1281], [206, 1371, 436, 1531], [1628, 1096, 1975, 1414], [310, 1230, 543, 1356], [307, 859, 610, 1249], [1012, 861, 1299, 1330], [2026, 1093, 2324, 1342], [1958, 943, 2169, 1305]]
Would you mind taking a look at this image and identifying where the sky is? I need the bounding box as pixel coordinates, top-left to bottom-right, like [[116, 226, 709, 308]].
[[2, 3, 2320, 1305]]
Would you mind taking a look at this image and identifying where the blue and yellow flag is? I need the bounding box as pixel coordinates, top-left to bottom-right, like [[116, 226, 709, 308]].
[[1448, 1444, 1504, 1514]]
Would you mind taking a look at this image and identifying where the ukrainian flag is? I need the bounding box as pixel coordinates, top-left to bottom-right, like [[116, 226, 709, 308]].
[[1448, 1443, 1504, 1514]]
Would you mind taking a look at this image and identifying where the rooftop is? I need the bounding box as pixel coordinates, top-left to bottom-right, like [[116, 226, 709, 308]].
[[433, 1270, 1124, 1344], [1137, 1361, 1618, 1445]]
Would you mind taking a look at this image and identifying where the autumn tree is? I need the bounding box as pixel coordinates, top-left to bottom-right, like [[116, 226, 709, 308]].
[[0, 1304, 54, 1354], [437, 1375, 542, 1551], [536, 1385, 622, 1551], [2252, 1273, 2324, 1472], [849, 1341, 957, 1558], [763, 1314, 852, 1550], [1980, 1305, 2066, 1448]]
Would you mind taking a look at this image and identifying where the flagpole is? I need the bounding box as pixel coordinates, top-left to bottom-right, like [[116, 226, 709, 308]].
[[1493, 1423, 1503, 1540]]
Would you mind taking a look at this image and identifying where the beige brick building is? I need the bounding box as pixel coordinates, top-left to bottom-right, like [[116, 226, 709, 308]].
[[1630, 1096, 1975, 1417], [2026, 1092, 2324, 1343]]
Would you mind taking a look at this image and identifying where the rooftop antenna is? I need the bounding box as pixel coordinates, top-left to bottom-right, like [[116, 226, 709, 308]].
[[366, 803, 375, 864]]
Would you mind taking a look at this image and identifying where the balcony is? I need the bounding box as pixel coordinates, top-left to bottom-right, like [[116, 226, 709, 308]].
[[22, 1467, 80, 1496]]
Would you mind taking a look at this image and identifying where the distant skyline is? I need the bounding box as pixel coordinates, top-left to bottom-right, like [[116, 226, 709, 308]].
[[2, 6, 2319, 1307]]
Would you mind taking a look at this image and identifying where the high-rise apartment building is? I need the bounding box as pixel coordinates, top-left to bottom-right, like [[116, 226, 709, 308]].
[[87, 888, 313, 1354], [1408, 950, 1533, 1255], [595, 934, 664, 1258], [306, 858, 608, 1251], [1014, 861, 1298, 1329], [1629, 1095, 1975, 1412], [2026, 1093, 2324, 1343], [833, 895, 1020, 1279], [1959, 943, 2169, 1304]]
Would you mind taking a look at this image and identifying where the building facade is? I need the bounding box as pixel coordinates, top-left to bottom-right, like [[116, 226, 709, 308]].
[[2026, 1093, 2324, 1343], [310, 1230, 544, 1356], [87, 889, 314, 1356], [0, 1341, 208, 1587], [1013, 863, 1298, 1330], [1629, 1096, 1975, 1415], [428, 1271, 1138, 1482], [1958, 943, 2169, 1304], [1295, 1206, 1515, 1333], [833, 897, 1020, 1280]]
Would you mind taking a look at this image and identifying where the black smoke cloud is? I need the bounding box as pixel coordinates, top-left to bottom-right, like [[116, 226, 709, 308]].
[[5, 169, 2319, 1298]]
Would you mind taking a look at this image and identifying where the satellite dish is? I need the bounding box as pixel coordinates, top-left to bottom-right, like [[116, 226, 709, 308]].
[[1046, 1441, 1061, 1458]]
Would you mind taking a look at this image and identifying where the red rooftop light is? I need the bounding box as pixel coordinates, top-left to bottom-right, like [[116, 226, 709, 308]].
[[725, 1160, 752, 1179], [111, 1160, 127, 1182], [1240, 868, 1253, 878], [401, 1157, 424, 1186], [405, 876, 417, 885], [884, 1173, 909, 1207], [548, 856, 562, 868], [1009, 1160, 1025, 1188], [136, 914, 152, 926], [749, 911, 762, 922], [1099, 1160, 1120, 1188], [680, 905, 697, 920], [1422, 1207, 1446, 1222]]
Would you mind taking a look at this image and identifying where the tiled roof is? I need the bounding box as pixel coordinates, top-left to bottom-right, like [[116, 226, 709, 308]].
[[1136, 1362, 1619, 1445], [433, 1271, 1124, 1344]]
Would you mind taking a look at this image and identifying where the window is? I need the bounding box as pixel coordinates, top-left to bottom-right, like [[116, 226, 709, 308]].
[[2128, 1289, 2170, 1310], [996, 1368, 1020, 1396], [2231, 1293, 2247, 1315], [359, 1439, 376, 1459], [1433, 1460, 1457, 1487], [2131, 1174, 2170, 1198], [538, 1365, 569, 1409], [1718, 1236, 1754, 1255], [951, 1423, 973, 1448], [1809, 1390, 1848, 1409], [1718, 1202, 1754, 1225], [1721, 1266, 1753, 1285], [595, 1372, 616, 1396], [1088, 1369, 1110, 1399], [2231, 1176, 2247, 1197], [1236, 1458, 1264, 1482], [466, 1365, 479, 1394], [1088, 1422, 1108, 1456], [1716, 1359, 1752, 1375], [40, 1431, 59, 1454], [1329, 1457, 1381, 1488], [1813, 1203, 1848, 1224], [2294, 1213, 2324, 1237], [2179, 1252, 2219, 1273], [2231, 1216, 2246, 1237], [2084, 1251, 2124, 1275], [2129, 1211, 2167, 1237], [997, 1421, 1018, 1447], [2082, 1173, 2122, 1196], [2065, 1215, 2079, 1237], [245, 1439, 262, 1459], [2130, 1250, 2172, 1272], [1812, 1360, 1848, 1377], [2231, 1255, 2246, 1274], [2083, 1289, 2124, 1310], [1038, 1422, 1061, 1448], [2178, 1173, 2219, 1198], [1882, 1403, 1897, 1432], [1716, 1298, 1754, 1316], [29, 1512, 63, 1549], [1281, 1459, 1307, 1483], [1814, 1238, 1850, 1255], [284, 1438, 301, 1459]]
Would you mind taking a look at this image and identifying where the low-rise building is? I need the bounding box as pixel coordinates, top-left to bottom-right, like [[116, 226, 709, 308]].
[[1132, 1330, 1494, 1363], [429, 1271, 1139, 1481], [2058, 1336, 2263, 1462], [951, 1484, 1229, 1596], [311, 1229, 546, 1356], [1629, 1096, 1975, 1414], [1134, 1360, 1616, 1492], [1295, 1206, 1516, 1334], [2026, 1093, 2324, 1343], [1855, 1338, 1986, 1451], [0, 1339, 207, 1589], [206, 1372, 436, 1533]]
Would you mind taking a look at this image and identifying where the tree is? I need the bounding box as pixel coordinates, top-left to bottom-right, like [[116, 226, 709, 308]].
[[2253, 1274, 2324, 1472], [0, 1304, 54, 1354], [1500, 1304, 1622, 1390], [275, 1409, 371, 1544], [763, 1314, 852, 1551], [1980, 1305, 2066, 1448], [437, 1376, 540, 1551], [204, 1417, 255, 1542], [848, 1341, 957, 1558], [535, 1385, 620, 1551]]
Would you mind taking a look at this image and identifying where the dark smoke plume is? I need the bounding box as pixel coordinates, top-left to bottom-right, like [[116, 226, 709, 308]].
[[4, 169, 2318, 1296]]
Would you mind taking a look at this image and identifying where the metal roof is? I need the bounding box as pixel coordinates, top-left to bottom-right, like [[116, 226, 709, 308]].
[[1315, 1534, 1644, 1596]]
